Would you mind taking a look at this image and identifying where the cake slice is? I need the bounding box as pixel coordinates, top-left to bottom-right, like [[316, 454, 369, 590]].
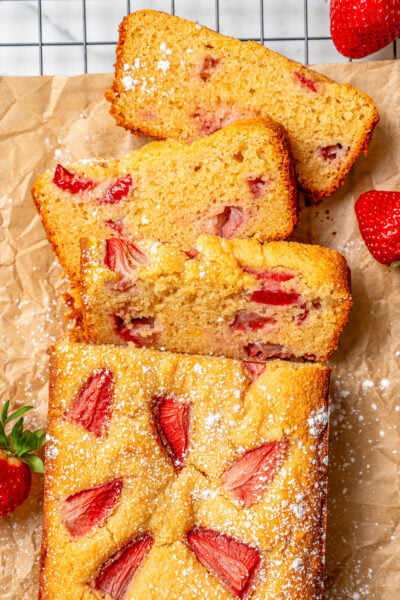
[[106, 9, 379, 200], [41, 341, 330, 600], [79, 234, 352, 362], [31, 118, 297, 285]]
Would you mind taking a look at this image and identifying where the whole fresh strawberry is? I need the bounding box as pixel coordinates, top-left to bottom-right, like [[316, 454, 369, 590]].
[[330, 0, 400, 59], [355, 191, 400, 267], [0, 401, 45, 518]]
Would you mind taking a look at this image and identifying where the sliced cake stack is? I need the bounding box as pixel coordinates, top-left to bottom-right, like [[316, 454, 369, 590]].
[[31, 8, 377, 600]]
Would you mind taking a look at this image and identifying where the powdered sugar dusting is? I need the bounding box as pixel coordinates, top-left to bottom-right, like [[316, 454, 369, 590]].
[[157, 60, 170, 72], [122, 75, 139, 90], [204, 412, 221, 427], [159, 42, 172, 55], [308, 407, 329, 437]]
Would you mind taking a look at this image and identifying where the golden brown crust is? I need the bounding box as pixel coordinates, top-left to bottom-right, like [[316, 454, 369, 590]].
[[107, 9, 379, 200], [306, 107, 379, 202], [314, 422, 329, 600]]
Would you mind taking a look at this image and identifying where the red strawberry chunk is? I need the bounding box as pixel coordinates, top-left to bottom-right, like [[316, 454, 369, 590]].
[[105, 238, 133, 280], [187, 528, 261, 598], [242, 267, 295, 283], [185, 248, 199, 259], [294, 71, 318, 93], [105, 220, 150, 265], [230, 311, 276, 332], [245, 341, 294, 361], [192, 108, 236, 136], [66, 369, 113, 437], [297, 303, 309, 324], [210, 206, 245, 239], [249, 289, 300, 305], [93, 535, 153, 600], [199, 55, 220, 81], [105, 238, 148, 291], [61, 479, 122, 537], [242, 361, 266, 382], [153, 397, 189, 471], [247, 176, 268, 199], [319, 143, 344, 161], [114, 315, 157, 347], [125, 241, 148, 265], [243, 267, 300, 305], [53, 164, 96, 194], [222, 441, 287, 506], [101, 175, 133, 204]]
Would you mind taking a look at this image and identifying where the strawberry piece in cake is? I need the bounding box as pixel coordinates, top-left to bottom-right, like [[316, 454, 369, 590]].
[[187, 528, 262, 598], [53, 164, 96, 194], [65, 369, 113, 437], [153, 397, 190, 471], [205, 206, 246, 239], [222, 442, 287, 507], [93, 535, 153, 600], [242, 361, 266, 381], [104, 238, 148, 292], [40, 342, 330, 600], [101, 175, 133, 204], [61, 479, 123, 537], [80, 234, 352, 362]]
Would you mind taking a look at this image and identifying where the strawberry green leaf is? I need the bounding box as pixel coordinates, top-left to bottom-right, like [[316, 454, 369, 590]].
[[10, 417, 24, 453], [0, 422, 8, 449], [20, 453, 44, 474], [1, 401, 9, 425], [17, 429, 46, 456], [390, 260, 400, 268], [5, 405, 33, 425]]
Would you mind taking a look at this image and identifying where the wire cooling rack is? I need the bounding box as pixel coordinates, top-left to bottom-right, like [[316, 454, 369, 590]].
[[0, 0, 398, 76]]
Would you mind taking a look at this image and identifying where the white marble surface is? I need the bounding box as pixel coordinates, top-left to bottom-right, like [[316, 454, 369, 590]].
[[0, 0, 398, 76]]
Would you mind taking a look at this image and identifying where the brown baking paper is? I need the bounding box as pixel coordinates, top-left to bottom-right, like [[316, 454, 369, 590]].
[[0, 61, 399, 599]]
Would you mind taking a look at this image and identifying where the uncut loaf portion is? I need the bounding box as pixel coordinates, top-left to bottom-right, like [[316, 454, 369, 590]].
[[106, 9, 379, 200], [41, 341, 330, 600], [32, 118, 297, 285], [79, 234, 352, 362]]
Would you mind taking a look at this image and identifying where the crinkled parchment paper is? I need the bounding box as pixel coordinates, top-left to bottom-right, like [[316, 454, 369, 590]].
[[0, 61, 399, 599]]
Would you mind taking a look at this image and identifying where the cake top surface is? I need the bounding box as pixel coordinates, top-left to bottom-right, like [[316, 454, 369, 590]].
[[42, 342, 330, 600]]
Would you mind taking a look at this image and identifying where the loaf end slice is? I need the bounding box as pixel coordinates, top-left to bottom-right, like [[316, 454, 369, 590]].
[[106, 9, 379, 200]]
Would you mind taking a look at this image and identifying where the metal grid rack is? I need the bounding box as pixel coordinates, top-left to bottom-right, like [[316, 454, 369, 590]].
[[0, 0, 398, 76]]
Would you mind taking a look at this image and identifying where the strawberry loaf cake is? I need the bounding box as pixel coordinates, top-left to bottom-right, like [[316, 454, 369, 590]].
[[32, 118, 297, 285], [106, 10, 379, 200], [41, 341, 330, 600], [79, 234, 352, 362]]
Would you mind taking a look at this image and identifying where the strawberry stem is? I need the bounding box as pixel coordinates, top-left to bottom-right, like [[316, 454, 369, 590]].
[[390, 260, 400, 268], [0, 401, 45, 473]]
